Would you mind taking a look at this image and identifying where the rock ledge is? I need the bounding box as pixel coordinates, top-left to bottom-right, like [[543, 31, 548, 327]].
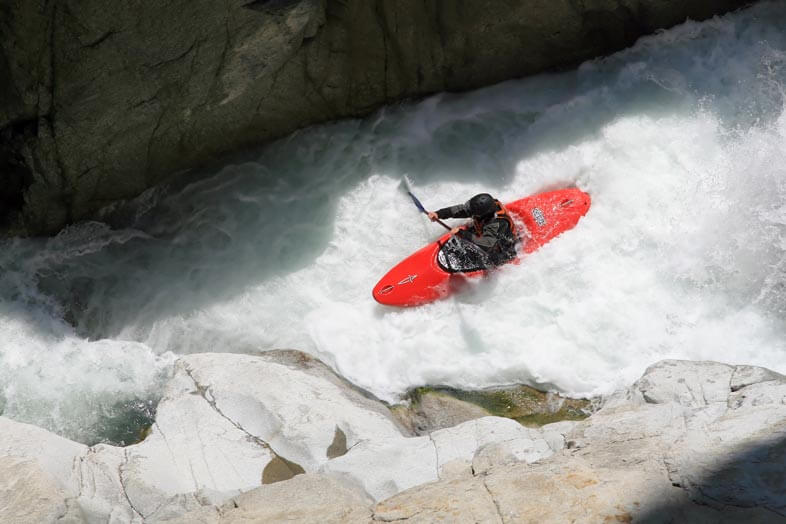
[[1, 356, 784, 522]]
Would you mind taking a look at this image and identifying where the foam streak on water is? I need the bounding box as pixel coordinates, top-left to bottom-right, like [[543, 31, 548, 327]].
[[1, 2, 785, 440]]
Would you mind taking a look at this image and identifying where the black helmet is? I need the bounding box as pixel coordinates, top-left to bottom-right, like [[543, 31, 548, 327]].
[[467, 193, 497, 217]]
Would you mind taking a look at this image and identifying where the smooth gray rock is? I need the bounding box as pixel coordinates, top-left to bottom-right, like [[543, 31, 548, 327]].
[[730, 365, 786, 392], [634, 359, 734, 407], [375, 359, 786, 522], [119, 351, 406, 520], [320, 416, 562, 501], [1, 0, 750, 235], [73, 445, 141, 523], [120, 366, 277, 521], [1, 357, 784, 522], [0, 350, 408, 522], [180, 352, 406, 471]]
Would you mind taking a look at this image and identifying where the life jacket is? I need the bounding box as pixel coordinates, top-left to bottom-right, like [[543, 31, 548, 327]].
[[473, 200, 517, 237]]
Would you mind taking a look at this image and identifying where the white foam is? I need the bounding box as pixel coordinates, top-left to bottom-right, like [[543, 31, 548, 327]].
[[1, 2, 786, 439], [119, 108, 786, 401], [0, 302, 174, 443]]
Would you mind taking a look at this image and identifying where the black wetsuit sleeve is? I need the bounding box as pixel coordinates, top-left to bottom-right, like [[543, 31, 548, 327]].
[[435, 204, 470, 219]]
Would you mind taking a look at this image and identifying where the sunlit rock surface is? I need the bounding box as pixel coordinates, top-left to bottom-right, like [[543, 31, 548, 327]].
[[0, 350, 407, 521], [0, 357, 784, 522], [0, 0, 749, 235], [374, 360, 786, 522], [162, 474, 373, 524], [0, 456, 78, 523]]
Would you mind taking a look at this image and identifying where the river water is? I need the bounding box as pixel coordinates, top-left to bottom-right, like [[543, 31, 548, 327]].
[[2, 2, 785, 444]]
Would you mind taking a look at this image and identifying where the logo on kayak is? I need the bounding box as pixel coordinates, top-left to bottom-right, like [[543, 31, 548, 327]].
[[398, 274, 417, 285], [532, 208, 546, 227], [379, 285, 395, 295]]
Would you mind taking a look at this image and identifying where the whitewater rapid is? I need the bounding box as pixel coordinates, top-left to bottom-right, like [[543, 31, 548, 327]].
[[1, 2, 785, 443]]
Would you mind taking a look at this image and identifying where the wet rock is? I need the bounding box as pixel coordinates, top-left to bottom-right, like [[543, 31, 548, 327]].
[[262, 455, 306, 484], [394, 384, 592, 434], [392, 389, 491, 434]]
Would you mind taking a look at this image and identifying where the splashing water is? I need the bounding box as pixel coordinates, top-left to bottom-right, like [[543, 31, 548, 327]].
[[1, 2, 785, 442]]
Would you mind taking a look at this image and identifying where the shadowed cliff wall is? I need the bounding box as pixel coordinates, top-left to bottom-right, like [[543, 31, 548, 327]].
[[0, 0, 750, 235]]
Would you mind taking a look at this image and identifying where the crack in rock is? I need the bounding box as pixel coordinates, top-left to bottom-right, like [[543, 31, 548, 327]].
[[372, 509, 424, 522], [181, 364, 311, 486], [83, 30, 117, 49], [346, 438, 366, 453], [154, 421, 179, 465], [56, 453, 86, 522], [119, 449, 144, 520], [482, 477, 505, 523], [427, 432, 441, 480], [183, 365, 273, 452]]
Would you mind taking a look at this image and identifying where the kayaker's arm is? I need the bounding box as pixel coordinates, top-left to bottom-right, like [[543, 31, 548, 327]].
[[432, 204, 471, 220]]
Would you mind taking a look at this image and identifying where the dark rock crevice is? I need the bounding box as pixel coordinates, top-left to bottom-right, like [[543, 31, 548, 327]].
[[82, 29, 118, 49], [0, 120, 36, 230]]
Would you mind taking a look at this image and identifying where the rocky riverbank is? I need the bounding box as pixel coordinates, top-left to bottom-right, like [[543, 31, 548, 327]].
[[0, 351, 783, 522], [1, 0, 751, 235]]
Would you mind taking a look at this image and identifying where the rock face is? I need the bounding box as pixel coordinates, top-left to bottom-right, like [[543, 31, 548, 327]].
[[162, 474, 373, 524], [320, 416, 563, 501], [118, 350, 409, 521], [0, 418, 87, 523], [0, 357, 784, 522], [373, 360, 786, 522], [0, 350, 411, 522], [0, 0, 750, 235]]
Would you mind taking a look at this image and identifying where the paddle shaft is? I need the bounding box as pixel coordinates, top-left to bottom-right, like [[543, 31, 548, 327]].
[[406, 191, 451, 230]]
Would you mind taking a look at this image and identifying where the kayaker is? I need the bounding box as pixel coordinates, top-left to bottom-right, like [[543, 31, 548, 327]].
[[427, 193, 517, 266]]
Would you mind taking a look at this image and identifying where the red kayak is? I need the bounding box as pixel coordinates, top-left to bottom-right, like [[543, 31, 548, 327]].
[[372, 188, 591, 307]]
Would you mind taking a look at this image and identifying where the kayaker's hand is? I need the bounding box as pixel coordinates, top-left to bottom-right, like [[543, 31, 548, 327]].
[[427, 211, 438, 222], [450, 227, 461, 236]]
